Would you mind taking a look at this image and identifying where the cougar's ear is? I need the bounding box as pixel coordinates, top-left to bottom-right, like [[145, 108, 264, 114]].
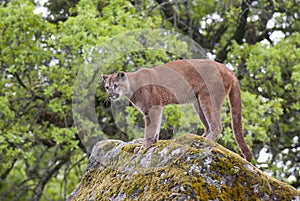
[[117, 71, 126, 80], [101, 74, 109, 82]]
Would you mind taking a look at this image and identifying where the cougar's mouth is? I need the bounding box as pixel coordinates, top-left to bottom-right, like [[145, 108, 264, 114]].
[[109, 93, 120, 100]]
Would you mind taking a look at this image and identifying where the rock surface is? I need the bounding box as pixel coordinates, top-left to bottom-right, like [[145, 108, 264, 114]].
[[67, 134, 300, 201]]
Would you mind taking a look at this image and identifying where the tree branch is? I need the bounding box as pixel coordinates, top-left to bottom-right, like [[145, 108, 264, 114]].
[[209, 25, 228, 47], [14, 72, 27, 89], [155, 0, 210, 49], [31, 151, 71, 201], [0, 158, 17, 180], [216, 0, 253, 62]]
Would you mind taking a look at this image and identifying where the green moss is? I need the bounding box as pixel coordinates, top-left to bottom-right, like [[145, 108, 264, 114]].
[[121, 143, 139, 153], [69, 134, 300, 201]]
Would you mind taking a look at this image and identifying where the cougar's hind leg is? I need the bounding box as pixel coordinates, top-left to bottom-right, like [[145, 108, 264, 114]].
[[199, 96, 222, 141], [192, 101, 210, 136], [141, 105, 162, 149]]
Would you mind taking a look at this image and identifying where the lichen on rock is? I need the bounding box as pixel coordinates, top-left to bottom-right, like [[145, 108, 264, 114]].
[[67, 134, 300, 201]]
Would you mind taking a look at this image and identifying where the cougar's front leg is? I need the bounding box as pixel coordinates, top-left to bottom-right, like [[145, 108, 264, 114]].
[[141, 105, 162, 150]]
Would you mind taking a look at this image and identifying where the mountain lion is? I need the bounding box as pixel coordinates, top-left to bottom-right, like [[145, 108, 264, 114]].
[[102, 59, 252, 162]]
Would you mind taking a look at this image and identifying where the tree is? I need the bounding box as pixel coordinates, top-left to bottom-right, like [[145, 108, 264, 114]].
[[0, 0, 299, 200], [0, 0, 162, 200]]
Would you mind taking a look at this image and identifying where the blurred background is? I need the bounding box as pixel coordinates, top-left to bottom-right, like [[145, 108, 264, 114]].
[[0, 0, 299, 200]]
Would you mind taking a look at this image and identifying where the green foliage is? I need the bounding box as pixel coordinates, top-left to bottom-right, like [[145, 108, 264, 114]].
[[229, 33, 300, 135], [162, 105, 182, 130], [0, 0, 162, 200], [125, 105, 143, 138], [228, 33, 300, 184], [221, 91, 284, 150]]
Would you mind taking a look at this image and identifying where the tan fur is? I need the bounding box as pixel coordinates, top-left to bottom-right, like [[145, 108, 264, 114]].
[[102, 59, 252, 162]]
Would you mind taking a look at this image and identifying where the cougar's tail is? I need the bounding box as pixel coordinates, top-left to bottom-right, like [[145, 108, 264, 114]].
[[229, 79, 252, 162]]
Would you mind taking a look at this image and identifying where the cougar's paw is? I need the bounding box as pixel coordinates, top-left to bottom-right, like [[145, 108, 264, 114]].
[[138, 143, 151, 153], [201, 132, 209, 137], [137, 139, 156, 154], [137, 146, 147, 154]]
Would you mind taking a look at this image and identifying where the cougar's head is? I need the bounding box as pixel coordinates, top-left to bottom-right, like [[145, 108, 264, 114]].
[[101, 72, 129, 100]]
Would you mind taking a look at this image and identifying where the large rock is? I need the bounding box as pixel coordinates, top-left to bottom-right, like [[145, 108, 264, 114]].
[[67, 134, 300, 201]]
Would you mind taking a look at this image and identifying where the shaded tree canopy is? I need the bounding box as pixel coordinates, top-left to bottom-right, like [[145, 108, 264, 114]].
[[0, 0, 299, 200]]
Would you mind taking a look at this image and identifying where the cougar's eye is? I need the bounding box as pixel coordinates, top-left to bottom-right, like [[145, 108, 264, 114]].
[[105, 86, 109, 90], [113, 84, 119, 89]]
